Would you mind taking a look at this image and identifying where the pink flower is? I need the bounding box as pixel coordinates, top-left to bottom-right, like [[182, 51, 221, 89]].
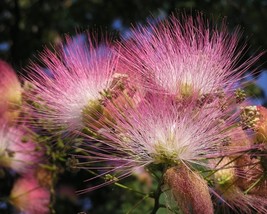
[[0, 60, 22, 123], [0, 122, 41, 174], [10, 176, 50, 214], [25, 34, 119, 133], [118, 14, 260, 100], [236, 154, 267, 197], [78, 95, 250, 192], [213, 157, 267, 213]]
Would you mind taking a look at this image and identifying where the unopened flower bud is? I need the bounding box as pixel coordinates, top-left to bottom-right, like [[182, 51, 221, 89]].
[[234, 88, 246, 103], [240, 105, 267, 143], [164, 165, 213, 214]]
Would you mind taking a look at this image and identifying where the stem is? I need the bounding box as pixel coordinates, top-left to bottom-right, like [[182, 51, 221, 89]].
[[150, 178, 163, 214], [49, 165, 56, 214], [244, 174, 264, 194], [114, 182, 149, 197], [126, 194, 150, 214]]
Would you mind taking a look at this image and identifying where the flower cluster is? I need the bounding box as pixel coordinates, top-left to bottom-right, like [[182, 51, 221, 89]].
[[0, 60, 50, 214], [1, 13, 267, 213]]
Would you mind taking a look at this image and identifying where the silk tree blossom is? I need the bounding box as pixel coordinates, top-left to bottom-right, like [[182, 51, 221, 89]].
[[212, 157, 267, 213], [25, 34, 119, 133], [118, 14, 260, 101], [238, 106, 267, 197], [0, 60, 22, 123], [0, 121, 41, 174], [208, 127, 267, 213], [235, 153, 267, 197], [77, 95, 251, 191], [10, 176, 50, 214]]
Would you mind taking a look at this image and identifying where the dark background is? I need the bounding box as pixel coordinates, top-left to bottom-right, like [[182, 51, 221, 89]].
[[1, 0, 267, 68], [1, 1, 267, 213]]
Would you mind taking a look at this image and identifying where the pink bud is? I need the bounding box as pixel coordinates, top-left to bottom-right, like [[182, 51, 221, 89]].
[[164, 165, 213, 214]]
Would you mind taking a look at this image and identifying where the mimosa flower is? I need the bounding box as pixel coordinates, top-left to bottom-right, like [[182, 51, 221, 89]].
[[0, 122, 41, 174], [118, 14, 260, 101], [25, 34, 119, 134], [235, 154, 267, 197], [10, 176, 50, 214], [78, 95, 250, 191], [0, 60, 22, 123], [213, 157, 267, 213]]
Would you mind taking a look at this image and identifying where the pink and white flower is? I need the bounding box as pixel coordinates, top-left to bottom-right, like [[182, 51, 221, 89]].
[[0, 122, 41, 174], [10, 176, 50, 214], [213, 157, 267, 213], [118, 15, 260, 100], [0, 60, 22, 123], [25, 34, 119, 133], [78, 95, 250, 192]]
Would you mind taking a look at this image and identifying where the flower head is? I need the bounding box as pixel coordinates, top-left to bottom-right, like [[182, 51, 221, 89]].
[[78, 95, 249, 191], [0, 60, 22, 123], [118, 14, 259, 101], [10, 176, 50, 214], [213, 157, 267, 213], [235, 154, 267, 197], [0, 121, 41, 174], [25, 34, 119, 134]]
